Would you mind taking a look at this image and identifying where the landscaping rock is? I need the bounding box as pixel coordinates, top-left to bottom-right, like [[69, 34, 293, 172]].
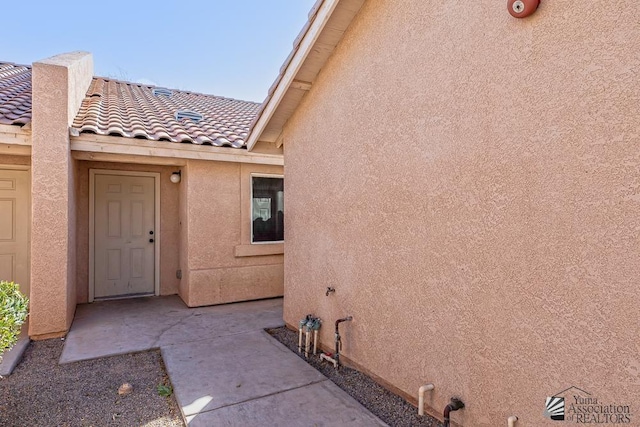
[[0, 339, 183, 427], [267, 326, 443, 427], [118, 382, 133, 396]]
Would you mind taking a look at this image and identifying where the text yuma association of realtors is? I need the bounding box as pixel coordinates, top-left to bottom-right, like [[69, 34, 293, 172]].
[[567, 395, 632, 424]]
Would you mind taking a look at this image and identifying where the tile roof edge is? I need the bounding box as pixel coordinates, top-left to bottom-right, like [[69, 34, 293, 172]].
[[0, 63, 33, 127], [91, 75, 261, 105], [0, 61, 32, 69], [0, 63, 261, 105]]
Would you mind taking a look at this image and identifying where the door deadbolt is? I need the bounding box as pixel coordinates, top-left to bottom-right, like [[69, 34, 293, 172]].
[[149, 231, 154, 235]]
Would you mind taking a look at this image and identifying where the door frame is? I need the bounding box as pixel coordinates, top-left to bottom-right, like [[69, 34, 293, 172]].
[[89, 169, 161, 302], [0, 164, 31, 296]]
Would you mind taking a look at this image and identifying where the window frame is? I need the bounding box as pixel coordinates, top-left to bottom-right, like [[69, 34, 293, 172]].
[[250, 173, 284, 245]]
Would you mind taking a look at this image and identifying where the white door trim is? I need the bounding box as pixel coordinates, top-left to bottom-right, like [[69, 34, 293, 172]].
[[89, 169, 161, 302], [0, 164, 30, 171]]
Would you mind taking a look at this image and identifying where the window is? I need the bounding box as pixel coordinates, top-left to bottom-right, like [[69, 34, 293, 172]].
[[251, 176, 284, 243]]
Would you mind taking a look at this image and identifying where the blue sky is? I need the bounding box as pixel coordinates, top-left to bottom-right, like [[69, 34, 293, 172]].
[[2, 1, 316, 102]]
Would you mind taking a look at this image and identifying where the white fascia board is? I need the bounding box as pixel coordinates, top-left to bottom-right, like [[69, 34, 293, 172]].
[[246, 0, 340, 151], [71, 134, 284, 166]]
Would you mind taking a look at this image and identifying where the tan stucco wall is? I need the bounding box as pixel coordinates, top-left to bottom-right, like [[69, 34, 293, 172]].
[[30, 52, 93, 338], [283, 1, 640, 425], [75, 161, 181, 303], [180, 160, 284, 306]]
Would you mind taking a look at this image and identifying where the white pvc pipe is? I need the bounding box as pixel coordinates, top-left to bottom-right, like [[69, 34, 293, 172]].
[[320, 353, 338, 368], [508, 416, 518, 427], [313, 330, 318, 355], [298, 327, 303, 353], [418, 383, 435, 416]]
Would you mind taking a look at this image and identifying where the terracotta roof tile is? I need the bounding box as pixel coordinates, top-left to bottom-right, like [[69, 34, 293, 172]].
[[0, 62, 260, 149], [0, 63, 32, 126], [73, 78, 260, 149]]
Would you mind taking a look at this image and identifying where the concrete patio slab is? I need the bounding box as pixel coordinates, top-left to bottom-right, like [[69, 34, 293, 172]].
[[61, 296, 387, 426], [60, 296, 283, 363], [162, 330, 326, 416], [186, 380, 387, 427]]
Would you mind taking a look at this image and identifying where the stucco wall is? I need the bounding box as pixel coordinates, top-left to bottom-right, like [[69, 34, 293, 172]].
[[283, 1, 640, 425], [180, 160, 284, 306], [75, 161, 181, 303], [30, 52, 92, 338], [61, 157, 281, 308]]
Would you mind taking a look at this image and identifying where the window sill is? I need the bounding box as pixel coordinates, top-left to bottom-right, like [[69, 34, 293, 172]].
[[234, 243, 284, 257]]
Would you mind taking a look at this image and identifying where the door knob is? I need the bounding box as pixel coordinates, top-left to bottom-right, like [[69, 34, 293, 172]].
[[149, 238, 154, 243]]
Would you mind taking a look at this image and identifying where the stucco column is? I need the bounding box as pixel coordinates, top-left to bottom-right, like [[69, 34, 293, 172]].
[[30, 52, 93, 339]]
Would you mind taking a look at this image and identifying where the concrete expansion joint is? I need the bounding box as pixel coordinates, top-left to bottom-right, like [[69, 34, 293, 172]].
[[159, 328, 272, 350], [153, 311, 198, 346], [196, 378, 330, 416]]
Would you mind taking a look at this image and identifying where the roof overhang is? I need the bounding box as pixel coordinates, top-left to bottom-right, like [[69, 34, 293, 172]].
[[70, 133, 283, 166], [0, 123, 31, 156], [246, 0, 365, 151]]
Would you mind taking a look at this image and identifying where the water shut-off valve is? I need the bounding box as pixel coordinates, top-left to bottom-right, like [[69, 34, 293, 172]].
[[298, 314, 322, 358]]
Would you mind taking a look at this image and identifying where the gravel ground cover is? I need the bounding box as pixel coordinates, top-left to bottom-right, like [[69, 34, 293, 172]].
[[0, 339, 183, 427], [267, 326, 442, 427]]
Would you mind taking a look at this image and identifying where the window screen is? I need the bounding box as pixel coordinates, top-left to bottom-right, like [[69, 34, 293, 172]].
[[252, 176, 284, 243]]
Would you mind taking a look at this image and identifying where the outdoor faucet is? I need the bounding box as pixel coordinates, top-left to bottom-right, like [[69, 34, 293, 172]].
[[326, 287, 335, 296], [443, 397, 465, 427]]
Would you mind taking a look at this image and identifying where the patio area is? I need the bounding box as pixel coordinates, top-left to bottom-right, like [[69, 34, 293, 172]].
[[61, 296, 386, 426]]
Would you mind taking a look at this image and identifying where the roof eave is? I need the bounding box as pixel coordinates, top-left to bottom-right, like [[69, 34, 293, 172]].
[[70, 132, 283, 166], [0, 123, 31, 146], [246, 0, 365, 152]]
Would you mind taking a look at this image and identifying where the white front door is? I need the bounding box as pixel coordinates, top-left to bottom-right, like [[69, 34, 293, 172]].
[[93, 173, 156, 299], [0, 167, 29, 296]]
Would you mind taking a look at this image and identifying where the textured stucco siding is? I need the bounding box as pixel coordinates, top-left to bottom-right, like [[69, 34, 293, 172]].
[[30, 52, 93, 338], [180, 160, 284, 306], [74, 159, 282, 309], [283, 1, 640, 425]]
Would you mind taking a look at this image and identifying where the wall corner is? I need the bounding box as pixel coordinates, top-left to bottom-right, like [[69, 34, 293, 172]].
[[29, 51, 93, 337]]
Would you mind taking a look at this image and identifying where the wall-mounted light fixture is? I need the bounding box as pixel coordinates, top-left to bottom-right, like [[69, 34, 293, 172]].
[[170, 171, 181, 184], [508, 0, 540, 18]]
